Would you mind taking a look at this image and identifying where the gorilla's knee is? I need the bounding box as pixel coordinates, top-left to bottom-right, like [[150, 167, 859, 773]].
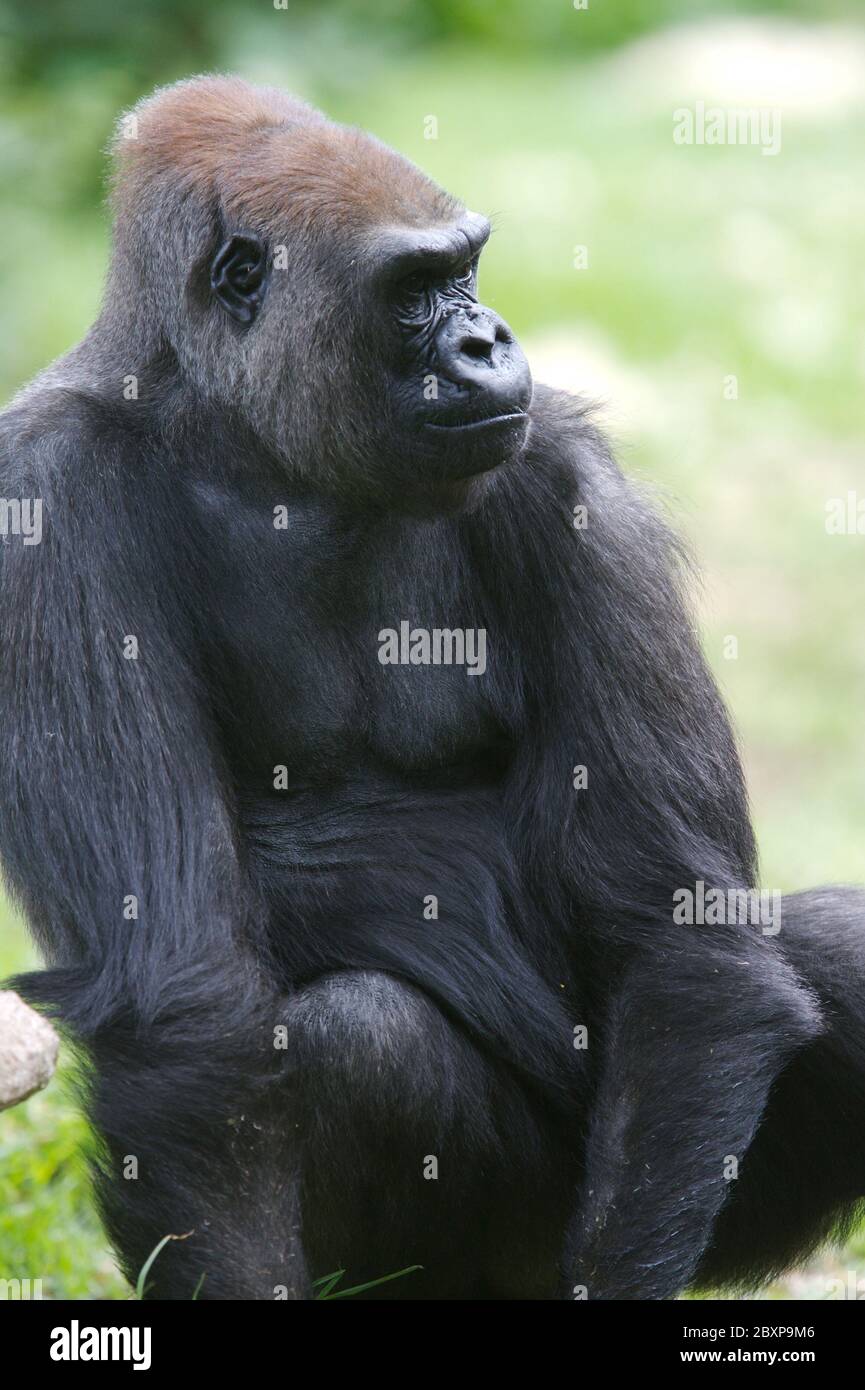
[[282, 973, 496, 1285], [283, 970, 480, 1127]]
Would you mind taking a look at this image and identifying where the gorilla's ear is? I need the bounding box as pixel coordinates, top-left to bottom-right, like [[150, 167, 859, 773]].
[[210, 234, 268, 325]]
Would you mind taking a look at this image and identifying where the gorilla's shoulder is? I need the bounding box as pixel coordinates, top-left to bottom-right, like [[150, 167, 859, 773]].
[[519, 382, 624, 499], [501, 382, 676, 561], [0, 383, 143, 492]]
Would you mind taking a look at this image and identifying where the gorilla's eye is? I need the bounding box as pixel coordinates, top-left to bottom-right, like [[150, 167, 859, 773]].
[[401, 271, 432, 298], [395, 257, 476, 314]]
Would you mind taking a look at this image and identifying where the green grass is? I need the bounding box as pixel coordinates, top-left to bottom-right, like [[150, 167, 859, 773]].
[[0, 902, 124, 1298], [1, 17, 864, 1299], [0, 1084, 126, 1299]]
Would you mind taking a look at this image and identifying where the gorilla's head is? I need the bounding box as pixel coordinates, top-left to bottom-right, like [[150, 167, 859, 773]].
[[107, 76, 532, 508]]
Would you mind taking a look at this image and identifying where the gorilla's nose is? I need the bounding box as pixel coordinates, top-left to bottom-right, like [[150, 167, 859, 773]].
[[438, 309, 504, 384], [436, 307, 532, 414], [455, 314, 497, 363]]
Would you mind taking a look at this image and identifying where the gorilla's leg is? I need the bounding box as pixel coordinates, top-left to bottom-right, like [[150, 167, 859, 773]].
[[562, 939, 821, 1300], [698, 888, 865, 1292], [85, 1005, 309, 1301], [88, 968, 567, 1300], [282, 970, 572, 1300]]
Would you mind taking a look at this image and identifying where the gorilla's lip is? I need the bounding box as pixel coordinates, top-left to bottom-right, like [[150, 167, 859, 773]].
[[425, 410, 528, 433]]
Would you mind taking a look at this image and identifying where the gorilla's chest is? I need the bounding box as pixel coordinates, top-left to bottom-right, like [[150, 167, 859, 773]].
[[361, 624, 507, 772], [202, 490, 519, 784], [286, 573, 512, 778]]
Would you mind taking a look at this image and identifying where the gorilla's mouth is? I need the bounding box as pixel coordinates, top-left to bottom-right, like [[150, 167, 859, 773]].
[[425, 410, 528, 433]]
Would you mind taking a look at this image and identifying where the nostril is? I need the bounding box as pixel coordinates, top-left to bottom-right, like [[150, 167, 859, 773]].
[[459, 331, 495, 362]]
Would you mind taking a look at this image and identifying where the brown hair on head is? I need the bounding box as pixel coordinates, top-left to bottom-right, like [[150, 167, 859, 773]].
[[112, 74, 462, 241], [226, 121, 462, 240]]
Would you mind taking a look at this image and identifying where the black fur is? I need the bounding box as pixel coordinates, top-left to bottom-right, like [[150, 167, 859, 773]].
[[1, 78, 863, 1300]]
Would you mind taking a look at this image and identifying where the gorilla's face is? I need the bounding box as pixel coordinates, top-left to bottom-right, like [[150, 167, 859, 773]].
[[206, 130, 532, 507], [374, 212, 533, 483], [210, 213, 532, 504]]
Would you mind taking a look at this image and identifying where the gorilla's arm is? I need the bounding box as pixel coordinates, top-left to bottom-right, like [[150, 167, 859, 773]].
[[0, 391, 306, 1297], [0, 393, 246, 1023], [503, 389, 824, 1297]]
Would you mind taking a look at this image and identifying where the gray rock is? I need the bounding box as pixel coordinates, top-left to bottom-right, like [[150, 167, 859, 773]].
[[0, 990, 59, 1110]]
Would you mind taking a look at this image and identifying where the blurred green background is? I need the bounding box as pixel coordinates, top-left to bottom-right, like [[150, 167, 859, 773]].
[[1, 0, 863, 1300]]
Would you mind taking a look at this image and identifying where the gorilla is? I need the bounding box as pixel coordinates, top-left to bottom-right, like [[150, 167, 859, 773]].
[[1, 75, 864, 1301]]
